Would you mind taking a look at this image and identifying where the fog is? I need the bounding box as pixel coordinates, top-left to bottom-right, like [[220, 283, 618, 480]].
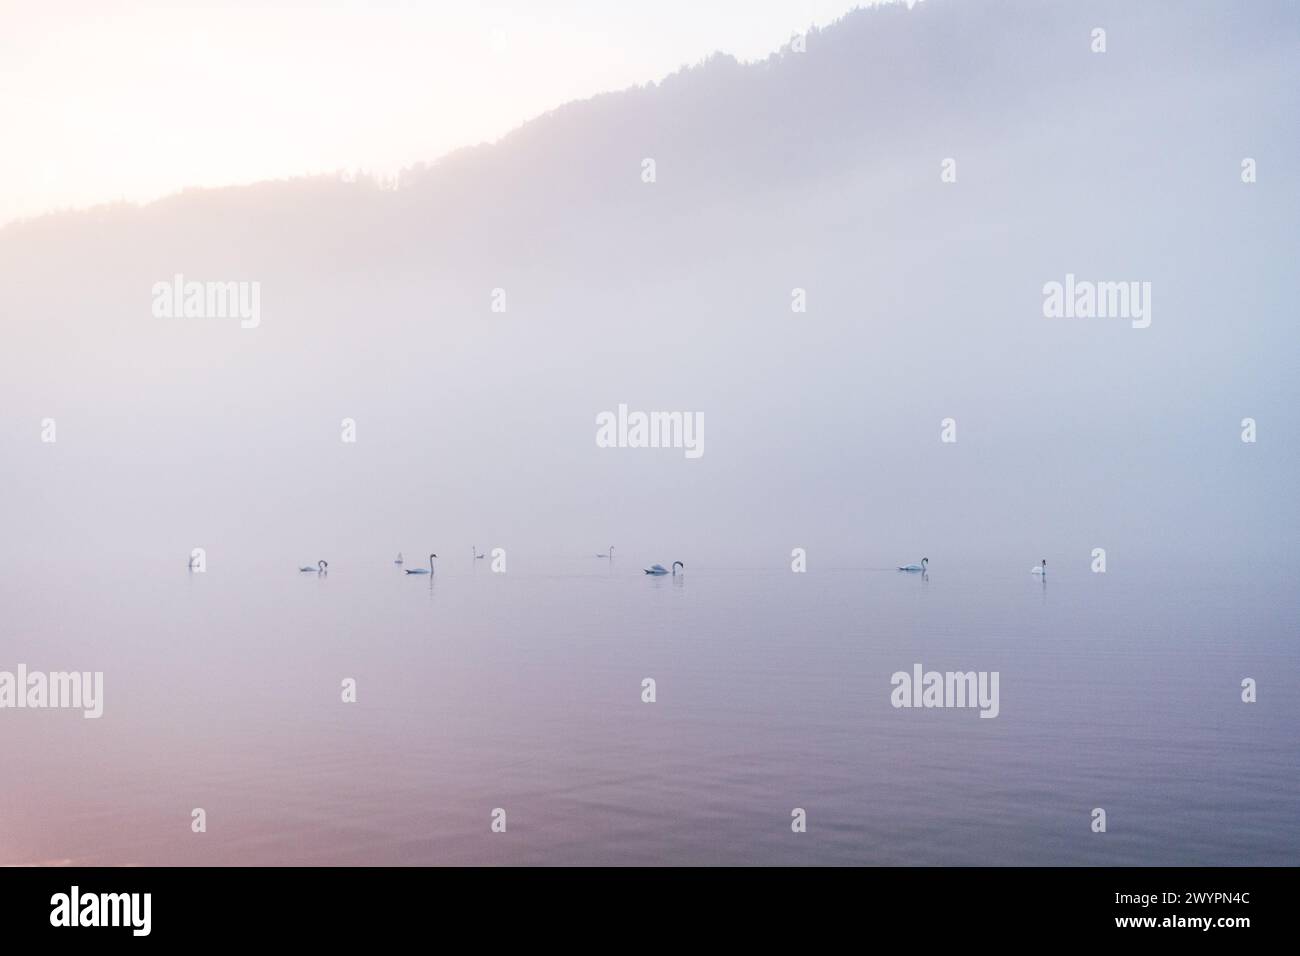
[[2, 0, 1297, 573]]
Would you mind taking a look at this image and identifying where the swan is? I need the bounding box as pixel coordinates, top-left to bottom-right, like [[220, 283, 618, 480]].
[[394, 552, 403, 564], [299, 560, 328, 573], [644, 561, 685, 576], [405, 553, 437, 575], [597, 546, 614, 558], [1031, 559, 1047, 575], [898, 557, 929, 572], [473, 547, 485, 560]]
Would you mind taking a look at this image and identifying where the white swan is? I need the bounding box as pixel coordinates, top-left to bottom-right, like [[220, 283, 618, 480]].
[[405, 553, 437, 575], [473, 546, 485, 560], [299, 560, 328, 573], [898, 557, 929, 572], [597, 546, 614, 558], [644, 561, 684, 576], [1031, 558, 1047, 575], [394, 552, 403, 564]]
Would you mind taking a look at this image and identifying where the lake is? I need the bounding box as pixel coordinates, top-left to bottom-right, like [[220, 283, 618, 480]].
[[1, 553, 1295, 865]]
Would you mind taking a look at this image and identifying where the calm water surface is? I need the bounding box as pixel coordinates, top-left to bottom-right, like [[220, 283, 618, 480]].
[[1, 555, 1296, 865]]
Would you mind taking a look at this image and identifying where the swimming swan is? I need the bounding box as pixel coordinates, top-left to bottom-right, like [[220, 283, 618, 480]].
[[898, 558, 929, 572], [395, 553, 403, 564], [299, 560, 328, 573], [644, 561, 685, 576], [405, 553, 437, 575], [597, 546, 614, 558], [1031, 559, 1047, 575]]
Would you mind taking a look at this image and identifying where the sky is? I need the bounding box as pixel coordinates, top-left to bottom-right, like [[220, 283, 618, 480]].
[[2, 0, 1296, 569], [0, 0, 871, 226]]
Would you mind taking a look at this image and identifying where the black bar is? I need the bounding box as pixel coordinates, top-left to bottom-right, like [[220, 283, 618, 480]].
[[0, 866, 1279, 942]]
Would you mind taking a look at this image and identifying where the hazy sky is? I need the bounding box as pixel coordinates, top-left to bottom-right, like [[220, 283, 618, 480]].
[[0, 0, 871, 225], [3, 0, 1295, 569]]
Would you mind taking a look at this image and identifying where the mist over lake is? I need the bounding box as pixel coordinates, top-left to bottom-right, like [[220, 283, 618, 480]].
[[1, 0, 1297, 866]]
